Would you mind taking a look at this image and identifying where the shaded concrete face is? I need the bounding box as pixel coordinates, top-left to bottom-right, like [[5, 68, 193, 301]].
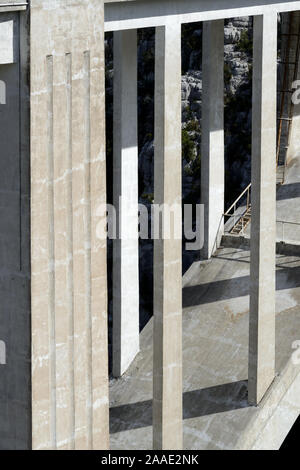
[[249, 13, 277, 405], [285, 12, 300, 165], [0, 10, 31, 450], [30, 0, 108, 450]]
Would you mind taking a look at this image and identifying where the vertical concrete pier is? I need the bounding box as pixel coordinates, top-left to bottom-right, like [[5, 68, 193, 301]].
[[113, 29, 139, 377], [30, 0, 109, 450], [201, 19, 225, 259], [153, 22, 183, 450], [249, 13, 277, 405]]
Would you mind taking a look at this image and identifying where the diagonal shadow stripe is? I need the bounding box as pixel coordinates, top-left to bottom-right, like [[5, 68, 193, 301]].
[[277, 182, 300, 201], [110, 380, 249, 433], [183, 265, 300, 308]]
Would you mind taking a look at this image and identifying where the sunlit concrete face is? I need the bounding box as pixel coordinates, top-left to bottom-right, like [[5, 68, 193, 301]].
[[113, 29, 140, 378], [249, 13, 277, 405], [153, 22, 183, 450], [30, 0, 109, 450]]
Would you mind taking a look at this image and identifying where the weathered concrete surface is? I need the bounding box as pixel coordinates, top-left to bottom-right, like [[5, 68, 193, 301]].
[[0, 14, 17, 64], [0, 9, 31, 450], [201, 20, 224, 260], [109, 247, 300, 450], [249, 13, 277, 405], [153, 23, 183, 450], [113, 29, 139, 378], [30, 0, 108, 450]]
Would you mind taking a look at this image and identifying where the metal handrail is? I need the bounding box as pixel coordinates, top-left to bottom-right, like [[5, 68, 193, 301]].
[[224, 183, 251, 217], [224, 217, 300, 242], [277, 219, 300, 243], [0, 3, 27, 6]]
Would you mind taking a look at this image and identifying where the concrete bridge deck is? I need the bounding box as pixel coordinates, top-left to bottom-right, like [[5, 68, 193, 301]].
[[109, 245, 300, 450], [109, 155, 300, 450]]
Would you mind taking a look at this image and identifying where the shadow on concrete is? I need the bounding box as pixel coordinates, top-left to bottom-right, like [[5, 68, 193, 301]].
[[110, 380, 249, 433], [183, 265, 300, 308], [277, 182, 300, 200]]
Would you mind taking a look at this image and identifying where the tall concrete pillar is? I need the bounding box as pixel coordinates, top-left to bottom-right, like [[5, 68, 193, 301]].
[[201, 20, 224, 259], [30, 1, 109, 449], [153, 22, 182, 450], [113, 29, 139, 377], [249, 13, 277, 406]]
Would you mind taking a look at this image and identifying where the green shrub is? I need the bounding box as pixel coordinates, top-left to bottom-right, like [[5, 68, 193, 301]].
[[236, 30, 253, 55], [141, 193, 154, 204], [186, 119, 200, 133], [182, 129, 195, 163], [224, 63, 233, 87]]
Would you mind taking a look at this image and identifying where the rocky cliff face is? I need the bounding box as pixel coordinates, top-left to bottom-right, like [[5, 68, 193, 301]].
[[105, 19, 253, 360], [134, 18, 253, 210]]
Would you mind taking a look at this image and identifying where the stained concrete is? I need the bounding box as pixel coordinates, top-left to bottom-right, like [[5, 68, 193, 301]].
[[249, 13, 277, 405], [153, 23, 183, 450], [109, 246, 300, 450], [30, 0, 108, 450]]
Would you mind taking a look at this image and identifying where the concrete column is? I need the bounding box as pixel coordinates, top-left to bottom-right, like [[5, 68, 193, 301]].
[[201, 20, 224, 259], [113, 29, 139, 377], [30, 0, 109, 450], [153, 22, 182, 450], [249, 13, 277, 406]]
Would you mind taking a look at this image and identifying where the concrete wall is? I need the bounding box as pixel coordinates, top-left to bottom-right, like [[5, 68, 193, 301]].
[[30, 0, 109, 450], [0, 10, 31, 450]]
